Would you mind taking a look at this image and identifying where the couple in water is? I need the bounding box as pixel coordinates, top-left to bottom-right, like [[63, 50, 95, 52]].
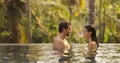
[[53, 21, 99, 63]]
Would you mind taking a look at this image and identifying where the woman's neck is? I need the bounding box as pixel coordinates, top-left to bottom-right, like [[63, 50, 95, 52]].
[[88, 37, 92, 43]]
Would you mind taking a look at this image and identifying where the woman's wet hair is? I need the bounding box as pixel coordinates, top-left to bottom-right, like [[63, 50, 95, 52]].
[[85, 25, 99, 47], [59, 22, 71, 33]]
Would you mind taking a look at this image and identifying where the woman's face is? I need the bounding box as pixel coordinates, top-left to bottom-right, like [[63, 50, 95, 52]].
[[83, 28, 91, 39]]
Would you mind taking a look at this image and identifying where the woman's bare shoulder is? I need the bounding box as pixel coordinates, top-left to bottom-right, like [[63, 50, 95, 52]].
[[89, 41, 97, 47], [91, 41, 96, 43], [91, 41, 97, 48]]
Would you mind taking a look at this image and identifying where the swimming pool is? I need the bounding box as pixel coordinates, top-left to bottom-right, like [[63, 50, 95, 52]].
[[0, 44, 120, 63]]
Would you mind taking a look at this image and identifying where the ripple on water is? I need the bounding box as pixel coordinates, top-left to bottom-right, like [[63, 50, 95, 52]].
[[0, 44, 120, 63]]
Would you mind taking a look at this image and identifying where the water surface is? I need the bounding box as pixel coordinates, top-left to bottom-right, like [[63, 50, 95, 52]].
[[0, 44, 120, 63]]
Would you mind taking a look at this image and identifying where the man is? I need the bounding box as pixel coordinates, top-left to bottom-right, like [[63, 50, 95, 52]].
[[53, 22, 72, 63]]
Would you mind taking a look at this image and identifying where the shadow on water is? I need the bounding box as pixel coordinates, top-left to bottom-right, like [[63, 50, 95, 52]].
[[0, 44, 57, 63], [0, 45, 30, 63], [84, 57, 96, 63], [0, 44, 120, 63]]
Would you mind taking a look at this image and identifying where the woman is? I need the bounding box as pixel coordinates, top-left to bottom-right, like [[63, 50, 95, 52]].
[[83, 25, 99, 61]]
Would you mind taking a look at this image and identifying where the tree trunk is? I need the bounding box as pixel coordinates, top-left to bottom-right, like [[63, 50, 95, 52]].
[[25, 0, 32, 43], [4, 0, 28, 43], [68, 0, 73, 23], [5, 0, 20, 43], [88, 0, 95, 25], [6, 10, 18, 43], [98, 0, 103, 42]]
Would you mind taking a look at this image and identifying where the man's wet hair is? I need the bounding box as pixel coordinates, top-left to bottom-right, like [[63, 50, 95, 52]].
[[59, 22, 71, 33]]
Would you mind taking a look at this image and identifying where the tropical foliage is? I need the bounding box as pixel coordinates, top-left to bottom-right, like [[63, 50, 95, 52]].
[[0, 0, 120, 43]]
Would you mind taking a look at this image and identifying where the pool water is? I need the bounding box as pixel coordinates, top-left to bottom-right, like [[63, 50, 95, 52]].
[[0, 44, 120, 63]]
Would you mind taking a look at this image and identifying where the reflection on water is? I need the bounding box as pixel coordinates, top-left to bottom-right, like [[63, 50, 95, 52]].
[[0, 44, 120, 63]]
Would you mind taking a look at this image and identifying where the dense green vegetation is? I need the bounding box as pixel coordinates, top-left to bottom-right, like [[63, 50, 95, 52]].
[[0, 0, 120, 43]]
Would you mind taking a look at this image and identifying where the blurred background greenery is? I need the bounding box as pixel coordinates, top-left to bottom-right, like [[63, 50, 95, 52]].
[[0, 0, 120, 43]]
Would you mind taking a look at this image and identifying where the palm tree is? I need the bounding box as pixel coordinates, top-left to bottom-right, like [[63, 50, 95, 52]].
[[88, 0, 95, 25], [26, 0, 32, 43], [3, 0, 32, 43]]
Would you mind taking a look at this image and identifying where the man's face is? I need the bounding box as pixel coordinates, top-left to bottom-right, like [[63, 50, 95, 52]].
[[66, 25, 72, 36]]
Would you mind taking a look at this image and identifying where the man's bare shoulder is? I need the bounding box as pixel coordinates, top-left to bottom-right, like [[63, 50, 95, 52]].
[[53, 36, 65, 51], [53, 36, 62, 44]]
